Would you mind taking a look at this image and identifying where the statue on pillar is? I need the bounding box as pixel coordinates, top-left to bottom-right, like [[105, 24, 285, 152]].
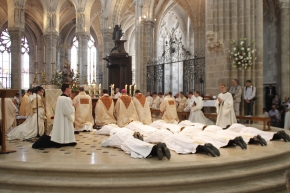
[[112, 25, 124, 41], [62, 63, 74, 83], [110, 25, 124, 53]]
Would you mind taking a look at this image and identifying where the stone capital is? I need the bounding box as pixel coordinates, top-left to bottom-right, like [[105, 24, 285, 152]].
[[140, 19, 155, 27], [280, 0, 290, 8]]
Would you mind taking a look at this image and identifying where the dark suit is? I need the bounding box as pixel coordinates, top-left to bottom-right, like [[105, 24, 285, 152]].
[[265, 86, 276, 111]]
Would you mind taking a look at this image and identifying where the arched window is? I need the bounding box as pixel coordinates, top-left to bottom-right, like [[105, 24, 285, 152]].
[[71, 36, 78, 72], [71, 35, 97, 83], [87, 35, 96, 84], [21, 36, 29, 89], [0, 29, 30, 89], [0, 29, 11, 88]]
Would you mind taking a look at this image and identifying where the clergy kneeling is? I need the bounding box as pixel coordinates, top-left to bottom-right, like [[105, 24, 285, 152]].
[[184, 91, 213, 125], [160, 92, 179, 123], [95, 89, 116, 126], [50, 84, 77, 146], [133, 90, 152, 125], [8, 86, 46, 140], [72, 87, 94, 132], [215, 84, 237, 128], [114, 89, 139, 127]]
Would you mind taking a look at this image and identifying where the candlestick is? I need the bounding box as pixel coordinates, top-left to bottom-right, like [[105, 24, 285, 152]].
[[129, 85, 132, 96], [125, 84, 127, 91], [98, 84, 101, 93]]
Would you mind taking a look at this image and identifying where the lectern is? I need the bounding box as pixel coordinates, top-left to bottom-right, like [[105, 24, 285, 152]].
[[0, 89, 19, 154], [103, 25, 132, 93]]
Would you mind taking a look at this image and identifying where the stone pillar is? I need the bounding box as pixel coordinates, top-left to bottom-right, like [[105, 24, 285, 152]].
[[139, 19, 154, 93], [76, 33, 89, 84], [280, 0, 290, 100], [254, 0, 264, 116], [44, 34, 59, 83], [101, 29, 113, 88], [9, 29, 22, 90]]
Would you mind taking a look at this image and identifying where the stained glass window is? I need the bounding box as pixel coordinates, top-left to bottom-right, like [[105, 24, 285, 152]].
[[0, 29, 11, 88], [71, 35, 97, 83], [0, 29, 30, 89]]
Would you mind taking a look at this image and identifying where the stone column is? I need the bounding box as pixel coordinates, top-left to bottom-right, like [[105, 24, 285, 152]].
[[44, 34, 59, 83], [139, 19, 154, 92], [76, 33, 89, 84], [280, 0, 290, 100], [9, 29, 22, 90], [101, 29, 113, 88], [254, 0, 264, 116]]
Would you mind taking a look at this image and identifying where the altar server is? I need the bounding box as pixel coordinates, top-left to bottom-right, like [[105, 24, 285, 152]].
[[215, 84, 237, 128], [95, 89, 116, 126], [184, 91, 213, 125], [50, 84, 76, 145]]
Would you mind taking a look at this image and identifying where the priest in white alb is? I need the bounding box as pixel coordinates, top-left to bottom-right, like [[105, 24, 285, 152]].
[[0, 98, 17, 133], [50, 84, 76, 145], [133, 90, 152, 125], [160, 92, 179, 123], [72, 87, 93, 132], [7, 86, 46, 140], [95, 89, 116, 126], [114, 89, 139, 127], [184, 91, 213, 125], [285, 106, 290, 130], [215, 84, 237, 128]]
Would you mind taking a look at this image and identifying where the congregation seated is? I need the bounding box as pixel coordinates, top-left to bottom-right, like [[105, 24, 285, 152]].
[[268, 104, 281, 127]]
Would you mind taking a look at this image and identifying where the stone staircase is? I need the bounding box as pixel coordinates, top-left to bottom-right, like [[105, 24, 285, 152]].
[[0, 147, 289, 193]]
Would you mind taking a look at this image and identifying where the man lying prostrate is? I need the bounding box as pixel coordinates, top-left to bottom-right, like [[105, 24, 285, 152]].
[[150, 119, 178, 129], [95, 124, 120, 135], [125, 121, 158, 138], [180, 125, 229, 149], [226, 123, 290, 146], [101, 129, 170, 160], [163, 133, 220, 157], [203, 125, 248, 149]]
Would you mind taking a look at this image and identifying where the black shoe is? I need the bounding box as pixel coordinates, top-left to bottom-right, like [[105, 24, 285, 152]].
[[209, 145, 220, 156], [203, 143, 216, 157], [257, 135, 267, 146], [239, 136, 247, 149], [156, 143, 164, 160], [161, 143, 171, 160], [234, 137, 244, 149], [74, 131, 79, 134], [133, 132, 138, 139], [277, 131, 290, 142]]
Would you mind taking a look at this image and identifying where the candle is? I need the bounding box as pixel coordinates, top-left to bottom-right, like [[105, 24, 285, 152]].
[[43, 46, 46, 62], [125, 84, 127, 91], [35, 46, 38, 62], [129, 85, 132, 96], [98, 84, 101, 93], [134, 85, 136, 90]]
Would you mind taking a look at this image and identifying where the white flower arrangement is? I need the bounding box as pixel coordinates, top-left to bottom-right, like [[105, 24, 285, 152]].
[[228, 38, 257, 70]]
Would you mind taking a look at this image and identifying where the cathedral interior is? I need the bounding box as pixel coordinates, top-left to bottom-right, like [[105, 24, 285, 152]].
[[0, 0, 289, 116]]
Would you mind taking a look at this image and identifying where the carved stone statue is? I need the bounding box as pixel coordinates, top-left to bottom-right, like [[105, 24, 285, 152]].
[[112, 25, 124, 41], [62, 63, 73, 83]]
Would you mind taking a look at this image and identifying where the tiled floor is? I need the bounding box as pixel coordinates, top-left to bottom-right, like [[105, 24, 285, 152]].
[[0, 124, 289, 167]]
